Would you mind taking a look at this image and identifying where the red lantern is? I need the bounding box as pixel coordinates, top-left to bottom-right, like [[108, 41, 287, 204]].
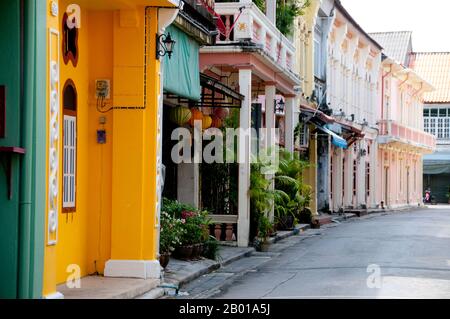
[[213, 107, 229, 120], [211, 115, 222, 128]]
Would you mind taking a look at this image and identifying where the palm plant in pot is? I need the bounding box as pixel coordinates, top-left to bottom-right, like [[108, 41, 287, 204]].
[[274, 150, 311, 230], [257, 213, 274, 252], [249, 158, 276, 251]]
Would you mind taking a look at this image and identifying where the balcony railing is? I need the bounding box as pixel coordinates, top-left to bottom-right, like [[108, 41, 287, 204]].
[[378, 120, 437, 150], [214, 2, 296, 72]]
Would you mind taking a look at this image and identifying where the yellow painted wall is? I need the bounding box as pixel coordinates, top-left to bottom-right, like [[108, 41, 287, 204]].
[[85, 10, 114, 277], [43, 1, 164, 296], [56, 0, 91, 284], [293, 1, 321, 215], [110, 7, 160, 261], [42, 0, 59, 297], [304, 127, 318, 215]]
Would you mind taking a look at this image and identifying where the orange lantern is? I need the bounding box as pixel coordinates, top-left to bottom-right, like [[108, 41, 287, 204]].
[[189, 108, 204, 127], [211, 115, 222, 128], [202, 115, 213, 130]]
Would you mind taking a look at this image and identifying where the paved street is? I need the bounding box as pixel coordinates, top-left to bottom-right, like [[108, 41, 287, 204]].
[[176, 207, 450, 299]]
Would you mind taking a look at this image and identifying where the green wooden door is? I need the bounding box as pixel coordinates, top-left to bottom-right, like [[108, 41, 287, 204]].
[[0, 0, 21, 299]]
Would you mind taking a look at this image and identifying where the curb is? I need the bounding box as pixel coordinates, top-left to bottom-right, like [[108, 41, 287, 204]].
[[139, 224, 309, 299], [267, 224, 311, 244]]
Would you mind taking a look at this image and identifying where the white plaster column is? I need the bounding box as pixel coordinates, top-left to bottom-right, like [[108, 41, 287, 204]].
[[344, 149, 354, 208], [265, 84, 277, 148], [285, 96, 296, 153], [177, 163, 200, 209], [334, 148, 344, 211], [237, 68, 252, 247], [266, 0, 276, 25], [370, 141, 378, 208], [265, 84, 276, 222]]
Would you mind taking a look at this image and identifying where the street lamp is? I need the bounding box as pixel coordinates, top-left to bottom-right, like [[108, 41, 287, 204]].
[[274, 98, 285, 114], [156, 32, 176, 60]]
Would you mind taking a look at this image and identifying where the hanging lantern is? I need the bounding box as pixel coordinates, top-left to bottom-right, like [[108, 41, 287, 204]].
[[189, 108, 204, 127], [213, 107, 229, 120], [202, 115, 213, 130], [211, 115, 223, 128], [169, 106, 192, 126]]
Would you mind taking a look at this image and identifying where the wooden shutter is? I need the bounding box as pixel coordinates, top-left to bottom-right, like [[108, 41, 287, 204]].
[[63, 115, 76, 209]]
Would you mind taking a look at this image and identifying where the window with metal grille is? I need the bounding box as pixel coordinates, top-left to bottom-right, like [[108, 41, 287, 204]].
[[297, 122, 309, 148], [423, 107, 450, 140], [438, 118, 444, 139], [424, 118, 430, 133], [63, 80, 77, 211]]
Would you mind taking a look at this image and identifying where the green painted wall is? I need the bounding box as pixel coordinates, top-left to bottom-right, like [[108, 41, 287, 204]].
[[0, 0, 46, 299], [0, 0, 22, 299]]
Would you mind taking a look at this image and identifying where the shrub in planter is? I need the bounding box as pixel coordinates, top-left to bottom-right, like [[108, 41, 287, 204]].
[[159, 211, 185, 268], [174, 209, 211, 260], [256, 214, 274, 252], [203, 236, 220, 260]]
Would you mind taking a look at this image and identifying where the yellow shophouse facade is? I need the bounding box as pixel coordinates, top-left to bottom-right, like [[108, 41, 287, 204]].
[[42, 0, 180, 298]]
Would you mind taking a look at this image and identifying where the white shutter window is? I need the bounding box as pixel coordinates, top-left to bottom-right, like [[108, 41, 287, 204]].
[[298, 122, 309, 148], [63, 115, 76, 208]]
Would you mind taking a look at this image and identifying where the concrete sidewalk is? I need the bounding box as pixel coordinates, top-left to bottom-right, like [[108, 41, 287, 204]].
[[137, 224, 311, 299]]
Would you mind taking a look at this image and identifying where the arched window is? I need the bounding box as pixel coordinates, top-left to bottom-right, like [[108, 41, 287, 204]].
[[62, 80, 77, 212], [62, 13, 79, 66]]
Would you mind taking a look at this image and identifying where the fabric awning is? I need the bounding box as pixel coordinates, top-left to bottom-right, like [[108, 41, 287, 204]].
[[316, 124, 348, 149], [423, 151, 450, 175], [163, 25, 201, 101]]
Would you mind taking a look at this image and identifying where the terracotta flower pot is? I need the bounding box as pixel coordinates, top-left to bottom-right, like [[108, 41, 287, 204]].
[[214, 224, 222, 241], [225, 224, 234, 241], [159, 252, 171, 269], [191, 244, 199, 259], [174, 245, 193, 260]]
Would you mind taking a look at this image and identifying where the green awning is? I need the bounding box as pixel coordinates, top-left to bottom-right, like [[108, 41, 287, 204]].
[[162, 25, 201, 101], [423, 151, 450, 175]]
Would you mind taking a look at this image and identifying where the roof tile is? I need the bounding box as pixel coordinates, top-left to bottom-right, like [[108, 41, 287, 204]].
[[369, 31, 413, 66], [412, 52, 450, 103]]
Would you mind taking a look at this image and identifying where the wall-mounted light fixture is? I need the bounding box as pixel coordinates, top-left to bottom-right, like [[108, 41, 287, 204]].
[[156, 32, 176, 60], [359, 149, 367, 157], [274, 98, 285, 114]]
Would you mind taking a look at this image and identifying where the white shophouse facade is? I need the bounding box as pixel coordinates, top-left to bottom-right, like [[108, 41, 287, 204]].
[[326, 1, 382, 212]]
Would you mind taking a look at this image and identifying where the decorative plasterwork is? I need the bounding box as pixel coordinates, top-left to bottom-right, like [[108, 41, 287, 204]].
[[48, 28, 60, 245]]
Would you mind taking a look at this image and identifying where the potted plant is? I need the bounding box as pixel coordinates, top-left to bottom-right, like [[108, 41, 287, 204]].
[[446, 189, 450, 204], [257, 214, 274, 252], [159, 211, 184, 269], [202, 236, 221, 260]]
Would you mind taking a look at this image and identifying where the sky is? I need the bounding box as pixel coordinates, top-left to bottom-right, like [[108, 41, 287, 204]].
[[341, 0, 450, 52]]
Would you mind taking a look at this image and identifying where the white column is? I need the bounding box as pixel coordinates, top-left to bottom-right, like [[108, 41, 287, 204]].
[[177, 163, 199, 208], [237, 68, 252, 247], [285, 97, 296, 153], [266, 0, 276, 25], [265, 84, 276, 148], [265, 84, 276, 222]]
